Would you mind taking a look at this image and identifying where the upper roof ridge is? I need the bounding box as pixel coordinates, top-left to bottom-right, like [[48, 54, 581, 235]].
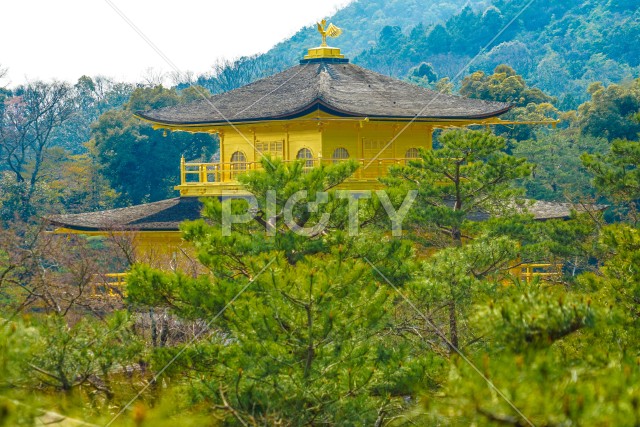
[[316, 62, 339, 79], [135, 61, 512, 125], [316, 64, 333, 100]]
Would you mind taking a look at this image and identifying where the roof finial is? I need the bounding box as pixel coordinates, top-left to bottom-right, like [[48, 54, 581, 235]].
[[317, 19, 342, 47], [302, 20, 347, 63]]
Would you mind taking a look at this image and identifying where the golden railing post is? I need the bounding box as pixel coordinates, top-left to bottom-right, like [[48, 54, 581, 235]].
[[180, 156, 186, 185], [198, 164, 205, 184]]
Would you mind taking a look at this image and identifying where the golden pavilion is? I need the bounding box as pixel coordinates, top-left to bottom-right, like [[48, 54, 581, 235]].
[[48, 21, 572, 266]]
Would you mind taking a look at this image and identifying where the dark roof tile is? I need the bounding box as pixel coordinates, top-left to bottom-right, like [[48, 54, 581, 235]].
[[137, 62, 512, 125], [47, 198, 202, 232], [46, 197, 605, 233]]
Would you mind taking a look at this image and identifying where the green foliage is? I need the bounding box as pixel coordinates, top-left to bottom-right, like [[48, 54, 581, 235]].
[[126, 159, 424, 424], [476, 41, 534, 75], [578, 79, 640, 140], [532, 214, 603, 273], [406, 236, 521, 350], [415, 344, 640, 426], [383, 129, 533, 351], [409, 224, 640, 426], [384, 129, 533, 246], [0, 148, 117, 222], [0, 319, 39, 388], [127, 85, 180, 112], [51, 146, 118, 213], [0, 78, 125, 220], [0, 313, 148, 426], [407, 62, 438, 87], [50, 76, 133, 154], [591, 226, 640, 316], [514, 128, 608, 201], [456, 65, 559, 141], [0, 171, 60, 224], [92, 85, 217, 205], [357, 26, 412, 76], [505, 102, 560, 141], [344, 0, 640, 108], [582, 138, 640, 223], [27, 312, 142, 392], [460, 65, 556, 107], [0, 312, 143, 417], [485, 283, 595, 349], [148, 254, 422, 425], [0, 81, 75, 221], [0, 396, 39, 427]]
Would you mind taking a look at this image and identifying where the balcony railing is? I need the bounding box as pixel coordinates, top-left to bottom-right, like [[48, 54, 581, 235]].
[[518, 263, 563, 283], [91, 273, 127, 298], [179, 157, 417, 186], [87, 264, 563, 302]]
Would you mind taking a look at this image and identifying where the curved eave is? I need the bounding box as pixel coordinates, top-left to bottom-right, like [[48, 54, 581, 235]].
[[47, 221, 181, 233], [135, 100, 514, 129]]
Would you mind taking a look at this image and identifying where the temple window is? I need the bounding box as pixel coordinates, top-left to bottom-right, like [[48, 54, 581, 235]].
[[230, 151, 247, 178], [296, 148, 314, 168], [405, 148, 420, 164], [332, 147, 349, 163]]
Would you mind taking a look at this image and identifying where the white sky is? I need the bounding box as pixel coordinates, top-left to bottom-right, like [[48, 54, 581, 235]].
[[0, 0, 352, 87]]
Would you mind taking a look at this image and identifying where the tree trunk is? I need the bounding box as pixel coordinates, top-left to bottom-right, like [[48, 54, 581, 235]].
[[451, 227, 463, 247], [150, 309, 158, 348], [160, 309, 169, 347], [448, 300, 459, 351], [304, 304, 314, 380]]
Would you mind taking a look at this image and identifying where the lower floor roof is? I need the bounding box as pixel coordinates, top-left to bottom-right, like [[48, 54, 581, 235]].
[[47, 197, 606, 233]]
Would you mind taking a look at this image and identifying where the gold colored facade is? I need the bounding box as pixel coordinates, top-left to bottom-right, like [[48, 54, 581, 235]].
[[144, 115, 556, 197], [165, 112, 433, 196]]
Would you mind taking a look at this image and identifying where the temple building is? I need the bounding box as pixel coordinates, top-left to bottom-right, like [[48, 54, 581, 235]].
[[48, 21, 574, 269]]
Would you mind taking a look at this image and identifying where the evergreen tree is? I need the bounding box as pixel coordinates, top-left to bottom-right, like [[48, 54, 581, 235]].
[[582, 138, 640, 224], [408, 223, 640, 426], [126, 158, 426, 425], [513, 128, 608, 201], [578, 80, 640, 141], [384, 129, 533, 248], [383, 129, 532, 349]]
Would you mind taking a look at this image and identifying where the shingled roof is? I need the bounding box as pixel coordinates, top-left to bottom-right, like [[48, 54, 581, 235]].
[[47, 198, 203, 232], [525, 200, 605, 220], [136, 61, 512, 126], [47, 197, 604, 233]]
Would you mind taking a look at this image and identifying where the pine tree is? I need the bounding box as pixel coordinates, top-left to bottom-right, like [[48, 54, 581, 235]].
[[126, 158, 427, 425], [383, 129, 532, 349]]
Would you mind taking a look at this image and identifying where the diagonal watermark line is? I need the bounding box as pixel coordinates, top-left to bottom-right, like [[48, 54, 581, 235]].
[[362, 0, 537, 172], [364, 257, 536, 427], [102, 0, 273, 168], [104, 258, 277, 427]]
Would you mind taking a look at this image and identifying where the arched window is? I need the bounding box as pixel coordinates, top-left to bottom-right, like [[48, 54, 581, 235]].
[[405, 148, 420, 164], [230, 151, 247, 179], [296, 148, 314, 169], [332, 147, 349, 163]]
